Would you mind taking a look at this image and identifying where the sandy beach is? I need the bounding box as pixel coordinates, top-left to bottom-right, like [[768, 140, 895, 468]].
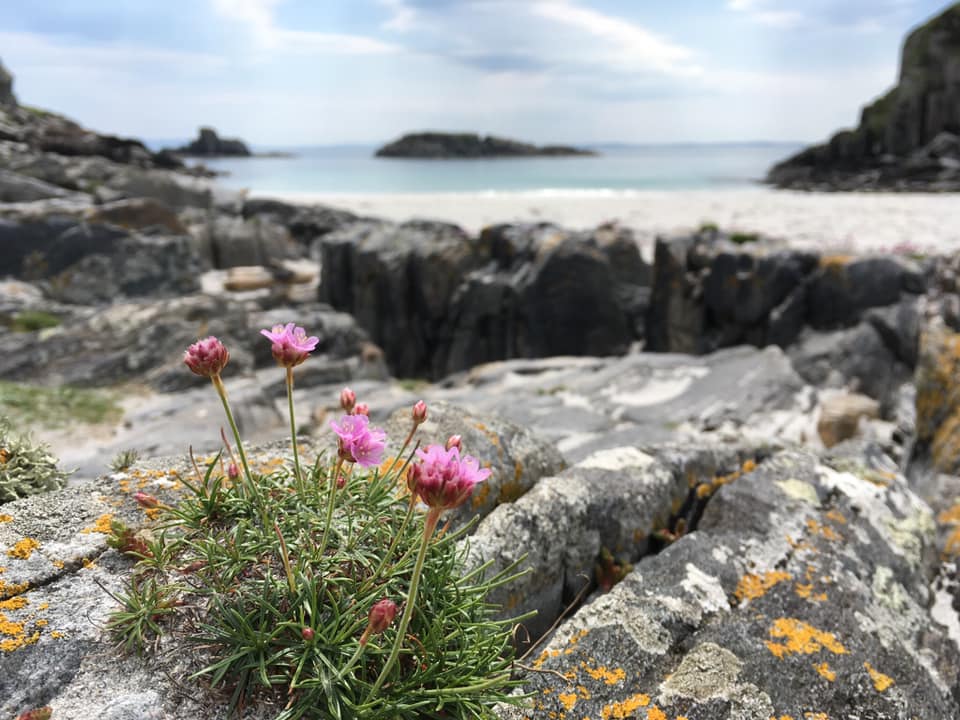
[[257, 188, 960, 255]]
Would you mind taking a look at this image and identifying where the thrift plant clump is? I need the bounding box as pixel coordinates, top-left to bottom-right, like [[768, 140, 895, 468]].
[[106, 324, 527, 719]]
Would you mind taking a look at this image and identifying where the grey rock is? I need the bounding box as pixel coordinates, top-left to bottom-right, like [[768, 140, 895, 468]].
[[0, 169, 76, 202], [86, 198, 187, 235], [173, 126, 251, 157], [0, 58, 15, 107], [500, 448, 958, 720]]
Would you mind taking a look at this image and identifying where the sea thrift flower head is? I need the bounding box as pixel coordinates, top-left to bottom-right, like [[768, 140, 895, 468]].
[[366, 598, 397, 638], [354, 402, 370, 416], [259, 323, 319, 368], [330, 414, 386, 467], [133, 492, 160, 509], [445, 434, 462, 452], [408, 444, 490, 510], [340, 387, 357, 413], [412, 400, 428, 426], [184, 336, 229, 378]]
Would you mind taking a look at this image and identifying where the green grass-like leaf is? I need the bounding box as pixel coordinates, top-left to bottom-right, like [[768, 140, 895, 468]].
[[108, 457, 524, 719]]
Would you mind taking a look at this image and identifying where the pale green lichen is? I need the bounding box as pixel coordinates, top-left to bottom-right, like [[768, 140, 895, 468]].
[[775, 478, 820, 506]]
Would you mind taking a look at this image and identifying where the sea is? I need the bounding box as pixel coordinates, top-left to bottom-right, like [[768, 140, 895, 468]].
[[172, 142, 803, 195]]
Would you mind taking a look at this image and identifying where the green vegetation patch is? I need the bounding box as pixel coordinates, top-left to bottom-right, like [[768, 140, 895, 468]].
[[8, 310, 61, 333], [0, 381, 122, 427], [0, 418, 71, 503], [106, 458, 525, 719]]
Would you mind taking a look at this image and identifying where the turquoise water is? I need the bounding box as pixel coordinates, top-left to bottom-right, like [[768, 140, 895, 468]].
[[195, 143, 802, 194]]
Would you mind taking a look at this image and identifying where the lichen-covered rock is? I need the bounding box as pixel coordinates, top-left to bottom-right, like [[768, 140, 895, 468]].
[[498, 449, 959, 720], [915, 320, 960, 473]]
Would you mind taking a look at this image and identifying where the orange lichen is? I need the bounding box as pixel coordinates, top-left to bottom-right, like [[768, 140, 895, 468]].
[[742, 458, 757, 473], [764, 618, 848, 659], [582, 662, 627, 685], [734, 571, 792, 601], [0, 514, 12, 523], [0, 596, 28, 611], [81, 513, 114, 534], [600, 693, 649, 719], [824, 509, 847, 525], [558, 693, 577, 711], [940, 502, 960, 557], [863, 662, 893, 692], [7, 538, 40, 560], [806, 519, 841, 542], [803, 713, 828, 720], [813, 662, 836, 682], [0, 579, 29, 599], [646, 707, 666, 720]]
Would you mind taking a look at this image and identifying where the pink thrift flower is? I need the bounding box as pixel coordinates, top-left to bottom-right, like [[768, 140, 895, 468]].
[[184, 336, 230, 377], [340, 387, 356, 413], [407, 444, 490, 510], [353, 402, 370, 416], [330, 414, 386, 467], [260, 323, 319, 368], [412, 400, 428, 425]]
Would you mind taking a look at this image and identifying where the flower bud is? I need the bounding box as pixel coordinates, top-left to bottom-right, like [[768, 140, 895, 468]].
[[445, 434, 462, 452], [184, 336, 229, 378], [133, 492, 160, 509], [362, 598, 397, 644], [353, 402, 370, 416], [227, 462, 240, 480], [340, 387, 356, 413], [301, 627, 315, 642], [336, 474, 347, 489], [412, 400, 428, 425]]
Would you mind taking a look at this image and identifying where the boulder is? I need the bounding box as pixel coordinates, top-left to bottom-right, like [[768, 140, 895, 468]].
[[242, 198, 358, 247], [816, 392, 881, 448], [496, 448, 957, 720], [806, 255, 925, 329], [320, 219, 481, 377], [85, 198, 186, 235], [0, 169, 76, 203]]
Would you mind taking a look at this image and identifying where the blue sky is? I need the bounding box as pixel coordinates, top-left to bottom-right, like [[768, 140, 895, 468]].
[[1, 0, 952, 145]]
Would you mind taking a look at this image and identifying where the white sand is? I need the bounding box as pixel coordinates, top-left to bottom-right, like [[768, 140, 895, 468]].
[[256, 187, 960, 255]]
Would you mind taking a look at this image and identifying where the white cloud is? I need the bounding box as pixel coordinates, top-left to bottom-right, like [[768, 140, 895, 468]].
[[210, 0, 399, 54], [380, 0, 418, 32]]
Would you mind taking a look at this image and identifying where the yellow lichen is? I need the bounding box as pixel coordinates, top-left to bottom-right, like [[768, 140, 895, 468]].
[[0, 514, 12, 522], [764, 618, 848, 659], [600, 693, 649, 719], [582, 662, 626, 685], [81, 513, 114, 534], [7, 538, 40, 560], [0, 579, 29, 599], [863, 661, 893, 692], [646, 707, 666, 720], [803, 713, 828, 720], [0, 596, 28, 611], [734, 571, 792, 601], [806, 519, 841, 542], [558, 693, 577, 711], [813, 662, 836, 682]]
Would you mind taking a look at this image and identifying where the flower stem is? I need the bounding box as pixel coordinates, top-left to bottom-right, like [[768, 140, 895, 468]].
[[317, 457, 345, 560], [338, 634, 370, 681], [285, 367, 304, 494], [211, 374, 253, 492], [366, 507, 441, 700], [363, 493, 417, 592]]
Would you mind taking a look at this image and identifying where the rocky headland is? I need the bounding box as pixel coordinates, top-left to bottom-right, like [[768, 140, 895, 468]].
[[170, 126, 251, 157], [1, 56, 960, 720], [767, 2, 960, 191], [375, 131, 596, 158]]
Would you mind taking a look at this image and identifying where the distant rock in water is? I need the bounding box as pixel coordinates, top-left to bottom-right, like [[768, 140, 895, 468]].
[[767, 2, 960, 191], [175, 126, 251, 157], [0, 58, 16, 107], [375, 132, 596, 158]]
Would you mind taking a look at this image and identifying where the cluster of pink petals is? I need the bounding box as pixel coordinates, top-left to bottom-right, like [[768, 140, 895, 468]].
[[330, 414, 386, 467], [407, 444, 490, 510], [184, 336, 230, 378], [260, 323, 320, 368]]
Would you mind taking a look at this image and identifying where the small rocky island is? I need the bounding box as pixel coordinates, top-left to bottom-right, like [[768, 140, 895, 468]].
[[767, 2, 960, 191], [171, 127, 252, 157], [375, 131, 596, 158]]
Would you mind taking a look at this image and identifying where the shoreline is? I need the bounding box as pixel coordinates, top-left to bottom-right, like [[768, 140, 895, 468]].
[[249, 187, 960, 255]]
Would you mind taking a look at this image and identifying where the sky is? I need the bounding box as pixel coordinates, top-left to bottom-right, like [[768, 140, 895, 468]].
[[1, 0, 953, 146]]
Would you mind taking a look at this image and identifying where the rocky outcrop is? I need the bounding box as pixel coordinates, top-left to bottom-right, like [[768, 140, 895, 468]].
[[375, 131, 595, 158], [767, 3, 960, 191], [0, 58, 16, 107], [320, 221, 648, 378], [173, 127, 251, 157]]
